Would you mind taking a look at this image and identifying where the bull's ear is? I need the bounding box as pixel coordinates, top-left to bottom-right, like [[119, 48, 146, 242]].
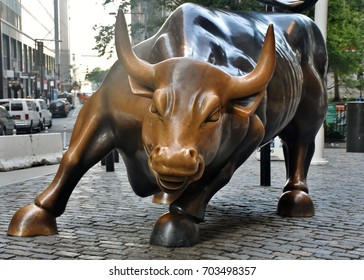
[[231, 89, 265, 117], [128, 77, 154, 98]]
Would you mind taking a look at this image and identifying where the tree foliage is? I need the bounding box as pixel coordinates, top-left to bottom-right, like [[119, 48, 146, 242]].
[[85, 67, 109, 86], [327, 0, 363, 101]]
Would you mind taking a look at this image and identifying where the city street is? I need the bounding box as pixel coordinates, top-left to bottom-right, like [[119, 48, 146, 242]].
[[42, 101, 82, 147]]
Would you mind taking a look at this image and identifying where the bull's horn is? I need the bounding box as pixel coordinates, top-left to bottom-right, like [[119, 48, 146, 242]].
[[115, 9, 155, 88], [228, 24, 276, 100]]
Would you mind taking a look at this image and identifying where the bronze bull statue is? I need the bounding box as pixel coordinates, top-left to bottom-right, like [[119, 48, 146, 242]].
[[8, 3, 327, 247]]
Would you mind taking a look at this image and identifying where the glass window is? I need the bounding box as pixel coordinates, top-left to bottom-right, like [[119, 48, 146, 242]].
[[26, 101, 34, 111], [11, 102, 23, 111]]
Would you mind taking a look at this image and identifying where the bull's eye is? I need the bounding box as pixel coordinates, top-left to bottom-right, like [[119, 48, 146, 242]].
[[202, 107, 221, 127], [150, 103, 162, 119]]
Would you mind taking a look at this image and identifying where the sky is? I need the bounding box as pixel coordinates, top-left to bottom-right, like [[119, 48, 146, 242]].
[[69, 0, 119, 76]]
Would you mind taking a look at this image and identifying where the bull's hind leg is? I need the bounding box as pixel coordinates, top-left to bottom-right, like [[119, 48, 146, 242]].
[[276, 134, 315, 217], [8, 99, 115, 236]]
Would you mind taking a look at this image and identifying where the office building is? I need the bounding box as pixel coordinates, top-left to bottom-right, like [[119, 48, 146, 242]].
[[0, 0, 71, 99]]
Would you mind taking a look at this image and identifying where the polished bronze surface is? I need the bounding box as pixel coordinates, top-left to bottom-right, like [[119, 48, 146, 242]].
[[8, 3, 327, 247]]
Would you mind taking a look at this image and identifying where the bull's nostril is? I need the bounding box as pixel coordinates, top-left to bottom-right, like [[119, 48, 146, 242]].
[[188, 149, 198, 159]]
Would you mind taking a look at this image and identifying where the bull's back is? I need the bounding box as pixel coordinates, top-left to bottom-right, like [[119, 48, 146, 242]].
[[134, 3, 326, 140]]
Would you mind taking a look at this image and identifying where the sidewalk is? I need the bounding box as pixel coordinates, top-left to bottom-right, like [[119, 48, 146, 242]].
[[0, 147, 363, 260], [0, 164, 59, 187]]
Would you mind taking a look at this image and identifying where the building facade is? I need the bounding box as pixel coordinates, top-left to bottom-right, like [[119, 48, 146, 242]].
[[0, 0, 70, 99], [131, 0, 168, 45]]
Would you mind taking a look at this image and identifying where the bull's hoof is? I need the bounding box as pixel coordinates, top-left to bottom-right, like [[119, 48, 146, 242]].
[[150, 212, 200, 247], [8, 204, 58, 237], [276, 190, 315, 217]]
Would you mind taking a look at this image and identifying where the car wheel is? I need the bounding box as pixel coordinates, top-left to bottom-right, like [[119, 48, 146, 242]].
[[0, 126, 4, 135]]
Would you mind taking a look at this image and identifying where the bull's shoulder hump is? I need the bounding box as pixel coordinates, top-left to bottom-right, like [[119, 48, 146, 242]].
[[133, 4, 323, 67]]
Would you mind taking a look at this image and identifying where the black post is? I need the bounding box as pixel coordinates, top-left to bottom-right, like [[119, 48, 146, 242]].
[[36, 41, 44, 99], [260, 143, 271, 186], [105, 151, 115, 172]]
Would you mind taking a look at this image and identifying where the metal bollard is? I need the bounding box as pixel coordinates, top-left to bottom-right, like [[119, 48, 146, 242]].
[[113, 149, 119, 163], [260, 143, 271, 186], [63, 125, 67, 150], [105, 151, 115, 172]]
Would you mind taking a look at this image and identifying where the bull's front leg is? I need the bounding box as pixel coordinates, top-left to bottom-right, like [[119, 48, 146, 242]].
[[150, 163, 235, 247], [8, 100, 115, 237]]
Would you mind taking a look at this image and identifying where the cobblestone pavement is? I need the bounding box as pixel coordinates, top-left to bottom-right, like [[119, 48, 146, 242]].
[[0, 148, 363, 260]]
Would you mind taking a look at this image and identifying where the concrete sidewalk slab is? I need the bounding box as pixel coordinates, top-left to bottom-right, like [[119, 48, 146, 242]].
[[0, 164, 59, 187]]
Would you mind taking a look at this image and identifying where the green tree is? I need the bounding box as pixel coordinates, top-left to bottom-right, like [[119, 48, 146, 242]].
[[327, 0, 363, 101], [85, 67, 109, 87]]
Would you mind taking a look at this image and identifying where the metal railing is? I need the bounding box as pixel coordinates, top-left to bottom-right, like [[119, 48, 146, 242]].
[[324, 103, 347, 141]]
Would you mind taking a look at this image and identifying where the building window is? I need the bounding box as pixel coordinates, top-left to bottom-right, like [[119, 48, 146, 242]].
[[17, 41, 22, 72], [23, 45, 28, 72], [2, 34, 10, 70]]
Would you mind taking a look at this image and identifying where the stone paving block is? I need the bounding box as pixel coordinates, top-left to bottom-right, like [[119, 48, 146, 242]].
[[241, 249, 275, 259], [6, 249, 32, 257], [54, 251, 80, 259], [80, 249, 107, 257], [78, 254, 106, 260], [0, 253, 15, 259], [222, 252, 251, 259], [289, 250, 314, 257], [30, 253, 59, 260], [29, 247, 55, 255], [331, 252, 361, 259], [172, 248, 202, 258], [272, 251, 298, 259], [262, 244, 295, 253], [200, 254, 230, 260]]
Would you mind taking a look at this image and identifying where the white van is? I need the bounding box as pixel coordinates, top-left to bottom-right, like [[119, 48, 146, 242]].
[[0, 98, 41, 133], [34, 99, 52, 129]]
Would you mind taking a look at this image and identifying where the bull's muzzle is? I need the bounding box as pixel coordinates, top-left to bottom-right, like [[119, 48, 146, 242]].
[[148, 146, 205, 193]]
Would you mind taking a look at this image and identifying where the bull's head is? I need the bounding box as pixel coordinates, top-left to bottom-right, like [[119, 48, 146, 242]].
[[115, 10, 275, 194]]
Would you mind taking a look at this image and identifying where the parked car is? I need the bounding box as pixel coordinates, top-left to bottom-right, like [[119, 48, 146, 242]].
[[58, 92, 75, 109], [0, 105, 15, 135], [0, 98, 41, 133], [34, 99, 52, 129], [49, 99, 70, 117]]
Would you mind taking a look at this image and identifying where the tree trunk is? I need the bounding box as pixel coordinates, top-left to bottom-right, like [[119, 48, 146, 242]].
[[332, 71, 341, 102]]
